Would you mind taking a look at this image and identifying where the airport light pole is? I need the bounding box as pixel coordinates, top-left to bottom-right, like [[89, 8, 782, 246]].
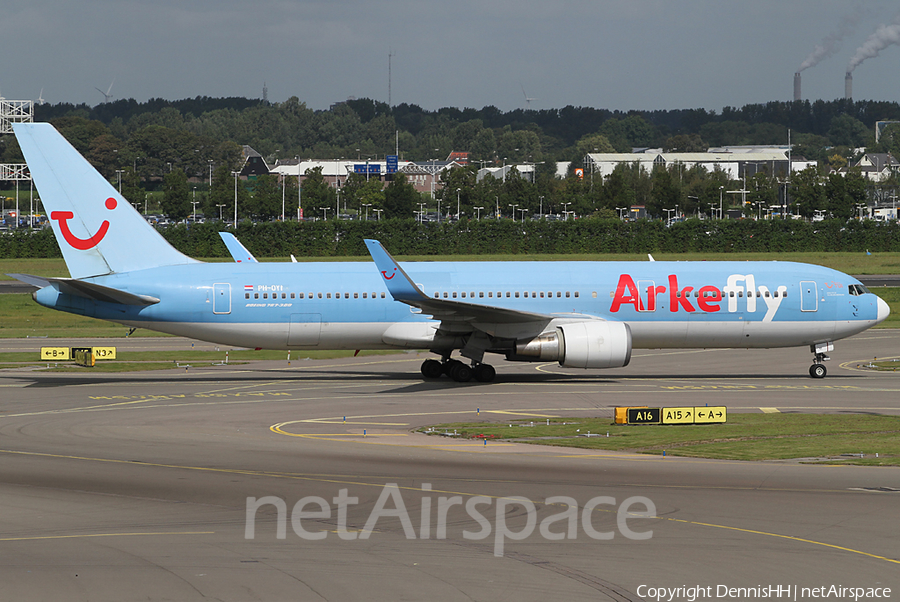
[[719, 186, 724, 220], [232, 171, 240, 224], [115, 169, 124, 193], [664, 208, 674, 223], [456, 188, 461, 220], [362, 203, 372, 221], [474, 206, 484, 220], [319, 207, 329, 221], [374, 208, 383, 221], [508, 204, 517, 221], [563, 202, 572, 221], [216, 204, 226, 221]]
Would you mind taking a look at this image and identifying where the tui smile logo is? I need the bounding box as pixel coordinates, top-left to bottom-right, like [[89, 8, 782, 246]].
[[381, 269, 396, 280], [51, 197, 116, 250]]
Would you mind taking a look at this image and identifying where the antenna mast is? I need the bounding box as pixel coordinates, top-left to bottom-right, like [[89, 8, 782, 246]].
[[388, 49, 395, 107]]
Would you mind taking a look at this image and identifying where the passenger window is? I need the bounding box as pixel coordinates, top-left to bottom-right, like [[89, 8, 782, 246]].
[[515, 292, 520, 298], [443, 292, 448, 298], [354, 293, 359, 299], [488, 292, 493, 298], [479, 292, 484, 298], [461, 292, 466, 298], [381, 292, 385, 298], [505, 292, 510, 298], [326, 293, 331, 299], [782, 292, 787, 297], [574, 292, 579, 298], [254, 293, 259, 299], [245, 293, 250, 299], [433, 292, 439, 298], [592, 292, 597, 298], [452, 292, 457, 298], [345, 293, 349, 299], [566, 292, 570, 298]]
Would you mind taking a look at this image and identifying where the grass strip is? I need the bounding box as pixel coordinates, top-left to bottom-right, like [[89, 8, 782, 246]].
[[422, 413, 900, 466]]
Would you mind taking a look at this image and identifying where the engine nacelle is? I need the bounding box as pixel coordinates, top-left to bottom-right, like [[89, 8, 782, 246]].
[[513, 320, 632, 369]]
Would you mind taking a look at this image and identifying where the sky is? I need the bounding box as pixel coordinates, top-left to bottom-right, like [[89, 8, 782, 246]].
[[2, 0, 899, 113]]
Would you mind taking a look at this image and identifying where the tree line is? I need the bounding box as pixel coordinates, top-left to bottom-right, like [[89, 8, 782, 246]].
[[1, 96, 898, 222], [3, 218, 899, 260]]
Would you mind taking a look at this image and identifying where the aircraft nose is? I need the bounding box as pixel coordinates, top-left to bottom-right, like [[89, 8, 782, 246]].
[[876, 296, 890, 324]]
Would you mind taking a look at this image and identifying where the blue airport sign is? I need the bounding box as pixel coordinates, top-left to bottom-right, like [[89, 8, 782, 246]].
[[386, 155, 399, 174]]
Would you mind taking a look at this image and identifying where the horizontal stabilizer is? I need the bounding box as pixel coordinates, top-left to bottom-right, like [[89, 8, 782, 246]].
[[7, 273, 159, 306]]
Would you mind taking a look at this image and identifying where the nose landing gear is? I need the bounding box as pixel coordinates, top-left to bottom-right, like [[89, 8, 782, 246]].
[[809, 342, 833, 379]]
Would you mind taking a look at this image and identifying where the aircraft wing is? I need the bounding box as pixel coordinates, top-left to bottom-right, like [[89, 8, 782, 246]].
[[219, 232, 258, 263], [7, 273, 160, 306], [364, 239, 552, 337]]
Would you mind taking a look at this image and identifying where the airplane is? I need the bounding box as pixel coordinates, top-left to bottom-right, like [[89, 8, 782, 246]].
[[9, 123, 891, 382]]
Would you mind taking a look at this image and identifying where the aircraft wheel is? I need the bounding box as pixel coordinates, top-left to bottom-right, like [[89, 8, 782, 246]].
[[421, 359, 443, 379], [449, 362, 473, 383], [443, 359, 463, 376], [809, 364, 827, 378], [473, 364, 496, 382]]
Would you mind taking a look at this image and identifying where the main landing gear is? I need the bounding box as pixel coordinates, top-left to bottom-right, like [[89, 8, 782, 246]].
[[420, 358, 496, 383], [809, 342, 833, 379]]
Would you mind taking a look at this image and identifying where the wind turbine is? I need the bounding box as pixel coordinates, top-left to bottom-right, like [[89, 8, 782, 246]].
[[95, 80, 115, 103], [521, 84, 537, 110], [36, 88, 46, 105]]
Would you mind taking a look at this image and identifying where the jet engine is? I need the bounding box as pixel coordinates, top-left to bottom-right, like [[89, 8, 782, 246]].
[[511, 320, 632, 369]]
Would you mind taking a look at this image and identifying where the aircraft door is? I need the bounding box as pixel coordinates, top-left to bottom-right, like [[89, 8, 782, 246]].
[[213, 283, 231, 314], [800, 281, 818, 312]]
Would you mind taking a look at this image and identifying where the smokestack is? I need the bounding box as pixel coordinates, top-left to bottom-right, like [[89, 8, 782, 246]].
[[794, 72, 801, 101], [845, 71, 852, 99]]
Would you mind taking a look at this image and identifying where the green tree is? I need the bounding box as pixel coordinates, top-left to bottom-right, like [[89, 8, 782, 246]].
[[383, 173, 419, 219], [790, 167, 825, 217], [249, 174, 282, 220], [161, 168, 191, 221], [120, 167, 145, 211], [300, 167, 335, 216]]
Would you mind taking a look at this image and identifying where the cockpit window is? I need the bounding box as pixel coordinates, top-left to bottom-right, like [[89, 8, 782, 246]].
[[848, 284, 871, 296]]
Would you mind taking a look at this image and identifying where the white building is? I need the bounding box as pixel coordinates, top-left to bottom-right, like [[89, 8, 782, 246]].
[[584, 149, 815, 180]]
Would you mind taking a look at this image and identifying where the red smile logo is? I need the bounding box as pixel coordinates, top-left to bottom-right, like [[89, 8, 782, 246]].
[[51, 197, 116, 250], [381, 269, 396, 280]]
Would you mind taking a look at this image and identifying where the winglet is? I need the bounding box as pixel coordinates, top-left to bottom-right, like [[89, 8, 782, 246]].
[[219, 232, 258, 263], [364, 239, 426, 301]]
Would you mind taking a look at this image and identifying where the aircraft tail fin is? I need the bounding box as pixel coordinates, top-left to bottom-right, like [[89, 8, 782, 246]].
[[13, 122, 199, 279]]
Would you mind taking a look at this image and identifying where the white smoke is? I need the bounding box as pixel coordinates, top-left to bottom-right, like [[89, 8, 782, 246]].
[[798, 12, 863, 72], [848, 14, 900, 72]]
